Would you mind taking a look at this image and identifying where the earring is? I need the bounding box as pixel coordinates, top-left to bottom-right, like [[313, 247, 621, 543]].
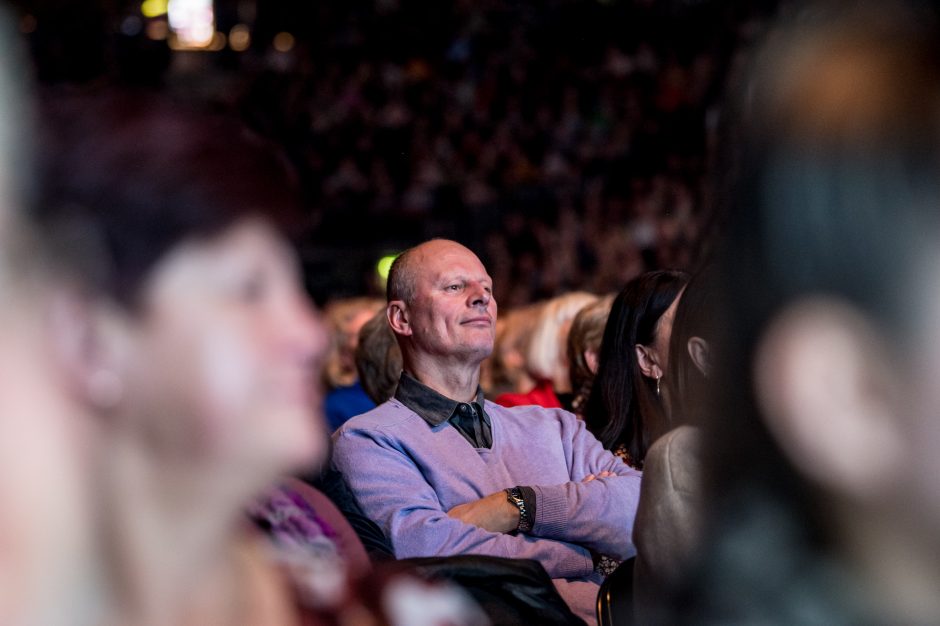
[[655, 376, 661, 397]]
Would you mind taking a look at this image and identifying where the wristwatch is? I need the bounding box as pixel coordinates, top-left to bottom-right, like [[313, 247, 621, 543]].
[[505, 487, 533, 533]]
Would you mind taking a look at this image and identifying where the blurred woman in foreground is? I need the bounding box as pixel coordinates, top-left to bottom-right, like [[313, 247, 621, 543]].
[[680, 2, 940, 623], [39, 90, 328, 625]]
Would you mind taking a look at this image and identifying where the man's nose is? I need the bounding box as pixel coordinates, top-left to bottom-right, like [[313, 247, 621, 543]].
[[468, 283, 491, 307]]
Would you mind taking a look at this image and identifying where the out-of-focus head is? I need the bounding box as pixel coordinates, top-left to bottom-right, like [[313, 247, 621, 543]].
[[482, 302, 544, 396], [710, 0, 940, 617], [355, 310, 402, 404], [38, 89, 328, 490], [323, 297, 384, 389], [525, 291, 598, 394], [584, 270, 688, 464], [566, 294, 614, 412], [387, 239, 496, 366]]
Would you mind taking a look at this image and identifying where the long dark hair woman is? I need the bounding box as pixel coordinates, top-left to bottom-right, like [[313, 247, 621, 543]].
[[584, 269, 688, 469]]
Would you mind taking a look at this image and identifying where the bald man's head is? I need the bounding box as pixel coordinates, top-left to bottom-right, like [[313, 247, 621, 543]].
[[387, 239, 479, 306]]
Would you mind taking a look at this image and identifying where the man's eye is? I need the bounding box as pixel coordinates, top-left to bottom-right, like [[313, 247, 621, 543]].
[[447, 284, 461, 291]]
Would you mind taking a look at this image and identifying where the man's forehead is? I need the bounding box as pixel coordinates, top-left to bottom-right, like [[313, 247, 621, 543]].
[[415, 245, 490, 281]]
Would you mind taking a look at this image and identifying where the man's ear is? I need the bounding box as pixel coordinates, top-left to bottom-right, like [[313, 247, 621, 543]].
[[387, 300, 413, 337], [47, 291, 125, 412], [687, 336, 711, 377], [635, 344, 662, 380], [754, 297, 904, 502]]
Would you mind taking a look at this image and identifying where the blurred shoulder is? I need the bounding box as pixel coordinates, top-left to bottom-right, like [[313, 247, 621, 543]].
[[646, 426, 701, 495]]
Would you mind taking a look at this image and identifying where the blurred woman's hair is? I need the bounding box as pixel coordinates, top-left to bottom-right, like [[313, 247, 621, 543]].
[[525, 291, 598, 393], [584, 270, 688, 466], [567, 294, 615, 417], [355, 310, 402, 404], [35, 88, 302, 308]]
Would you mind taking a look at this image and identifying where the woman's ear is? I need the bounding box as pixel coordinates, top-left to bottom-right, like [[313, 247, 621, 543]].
[[386, 301, 412, 337], [754, 297, 904, 502], [687, 336, 711, 376], [635, 344, 662, 380], [584, 348, 600, 374], [47, 290, 125, 412]]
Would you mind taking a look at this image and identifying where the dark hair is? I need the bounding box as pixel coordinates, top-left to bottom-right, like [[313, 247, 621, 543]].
[[36, 88, 301, 309], [584, 269, 688, 467], [664, 265, 722, 427]]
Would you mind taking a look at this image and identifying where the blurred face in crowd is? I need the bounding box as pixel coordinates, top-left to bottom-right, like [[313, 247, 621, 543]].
[[392, 240, 497, 364], [108, 218, 327, 486]]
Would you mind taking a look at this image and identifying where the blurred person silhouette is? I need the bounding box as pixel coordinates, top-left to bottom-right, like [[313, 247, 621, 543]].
[[480, 302, 543, 398], [673, 1, 940, 623], [583, 270, 688, 469], [566, 294, 615, 419], [354, 309, 403, 405], [322, 297, 384, 431], [495, 292, 598, 410], [0, 10, 104, 626], [38, 88, 331, 626]]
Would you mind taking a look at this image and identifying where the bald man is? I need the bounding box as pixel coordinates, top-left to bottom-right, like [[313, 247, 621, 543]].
[[332, 239, 642, 624]]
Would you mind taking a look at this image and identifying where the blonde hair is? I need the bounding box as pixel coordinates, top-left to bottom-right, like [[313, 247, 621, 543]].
[[567, 294, 615, 414], [526, 291, 598, 393], [483, 302, 544, 396]]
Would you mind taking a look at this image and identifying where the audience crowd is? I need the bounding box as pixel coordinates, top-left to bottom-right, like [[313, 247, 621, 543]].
[[7, 1, 940, 625]]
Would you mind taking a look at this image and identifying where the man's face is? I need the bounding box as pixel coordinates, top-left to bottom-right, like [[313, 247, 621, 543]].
[[405, 242, 497, 364]]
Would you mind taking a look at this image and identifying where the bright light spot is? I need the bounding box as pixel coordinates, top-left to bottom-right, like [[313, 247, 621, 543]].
[[146, 19, 168, 40], [273, 31, 295, 53], [141, 0, 169, 18], [377, 254, 398, 281], [168, 0, 214, 48], [229, 24, 250, 51], [19, 14, 37, 34]]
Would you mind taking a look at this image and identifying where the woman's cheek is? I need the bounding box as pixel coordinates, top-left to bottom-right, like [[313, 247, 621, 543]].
[[189, 326, 261, 454]]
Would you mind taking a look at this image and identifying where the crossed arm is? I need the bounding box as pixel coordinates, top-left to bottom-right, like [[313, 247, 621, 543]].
[[447, 471, 616, 532], [332, 413, 641, 576]]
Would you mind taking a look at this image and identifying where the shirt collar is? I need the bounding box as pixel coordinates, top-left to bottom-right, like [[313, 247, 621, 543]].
[[394, 372, 487, 427]]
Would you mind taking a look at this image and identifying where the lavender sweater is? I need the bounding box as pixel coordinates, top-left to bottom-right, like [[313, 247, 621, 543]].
[[332, 398, 642, 623]]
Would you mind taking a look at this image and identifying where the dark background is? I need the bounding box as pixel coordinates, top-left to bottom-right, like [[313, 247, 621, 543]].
[[14, 0, 779, 305]]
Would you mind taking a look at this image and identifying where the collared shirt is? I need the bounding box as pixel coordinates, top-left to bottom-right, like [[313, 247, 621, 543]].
[[394, 372, 493, 448]]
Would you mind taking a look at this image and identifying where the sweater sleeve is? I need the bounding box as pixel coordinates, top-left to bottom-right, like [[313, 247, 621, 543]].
[[332, 425, 595, 580], [528, 410, 642, 559]]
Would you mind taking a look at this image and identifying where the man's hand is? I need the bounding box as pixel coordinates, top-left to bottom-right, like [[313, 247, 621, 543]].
[[447, 490, 520, 533], [581, 471, 615, 483]]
